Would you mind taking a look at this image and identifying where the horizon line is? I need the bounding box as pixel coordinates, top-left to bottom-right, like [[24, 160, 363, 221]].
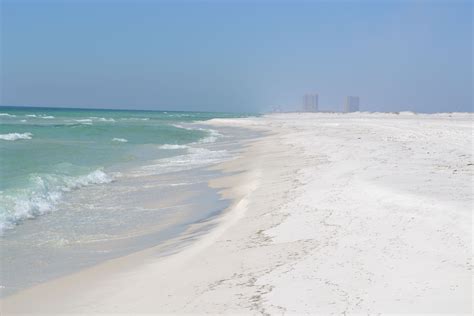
[[0, 104, 258, 114]]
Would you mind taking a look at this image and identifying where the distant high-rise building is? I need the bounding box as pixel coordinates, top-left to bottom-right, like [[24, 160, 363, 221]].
[[303, 93, 319, 112], [344, 96, 360, 112]]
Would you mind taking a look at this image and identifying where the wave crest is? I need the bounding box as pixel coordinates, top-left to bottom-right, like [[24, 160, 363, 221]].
[[159, 144, 189, 150], [0, 169, 113, 234], [0, 133, 33, 141], [172, 124, 222, 143], [112, 138, 128, 143]]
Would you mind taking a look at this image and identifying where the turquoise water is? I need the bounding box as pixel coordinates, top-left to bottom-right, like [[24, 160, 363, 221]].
[[0, 106, 250, 233]]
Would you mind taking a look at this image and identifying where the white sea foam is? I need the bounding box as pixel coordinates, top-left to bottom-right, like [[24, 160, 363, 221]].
[[25, 114, 55, 119], [134, 147, 229, 177], [0, 169, 113, 233], [170, 182, 193, 187], [172, 124, 222, 144], [172, 124, 193, 130], [0, 113, 16, 117], [99, 118, 115, 122], [126, 124, 229, 177], [76, 119, 93, 123], [162, 147, 229, 167], [199, 129, 222, 143], [112, 138, 128, 143], [0, 132, 33, 141], [159, 144, 189, 150]]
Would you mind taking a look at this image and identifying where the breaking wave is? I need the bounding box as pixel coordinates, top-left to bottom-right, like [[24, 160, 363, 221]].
[[0, 169, 113, 234], [112, 138, 128, 143], [0, 133, 33, 141], [133, 147, 229, 177], [159, 144, 189, 150], [172, 124, 222, 143]]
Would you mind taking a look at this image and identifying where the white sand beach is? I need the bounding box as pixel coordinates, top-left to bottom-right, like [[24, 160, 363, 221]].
[[2, 112, 472, 314]]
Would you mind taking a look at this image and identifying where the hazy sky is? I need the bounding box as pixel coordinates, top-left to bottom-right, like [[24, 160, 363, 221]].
[[1, 0, 472, 113]]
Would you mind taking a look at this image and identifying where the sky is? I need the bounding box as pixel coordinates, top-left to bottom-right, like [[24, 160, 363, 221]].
[[0, 0, 472, 113]]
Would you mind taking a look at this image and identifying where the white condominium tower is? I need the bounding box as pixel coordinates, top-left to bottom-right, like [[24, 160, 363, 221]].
[[303, 93, 319, 112], [345, 96, 360, 112]]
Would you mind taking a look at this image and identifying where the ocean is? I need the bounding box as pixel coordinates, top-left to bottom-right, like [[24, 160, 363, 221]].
[[0, 106, 256, 295]]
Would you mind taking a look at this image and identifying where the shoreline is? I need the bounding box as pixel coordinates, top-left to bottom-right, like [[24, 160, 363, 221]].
[[2, 113, 472, 314], [0, 120, 258, 297], [1, 121, 268, 314]]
